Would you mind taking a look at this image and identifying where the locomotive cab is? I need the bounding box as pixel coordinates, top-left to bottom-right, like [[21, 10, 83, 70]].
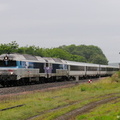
[[0, 54, 19, 86]]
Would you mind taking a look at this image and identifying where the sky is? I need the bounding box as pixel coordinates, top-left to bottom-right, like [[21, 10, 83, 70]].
[[0, 0, 120, 63]]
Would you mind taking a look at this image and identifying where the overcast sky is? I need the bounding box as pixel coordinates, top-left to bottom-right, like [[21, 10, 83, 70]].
[[0, 0, 120, 63]]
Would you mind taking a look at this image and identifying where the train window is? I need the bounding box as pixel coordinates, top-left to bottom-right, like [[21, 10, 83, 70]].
[[101, 67, 106, 71], [87, 67, 97, 71], [0, 60, 17, 67], [8, 61, 16, 66], [0, 60, 4, 67], [59, 64, 63, 69], [20, 61, 22, 65], [52, 64, 67, 73], [52, 64, 60, 73], [107, 68, 113, 71], [70, 65, 84, 71], [34, 63, 44, 73]]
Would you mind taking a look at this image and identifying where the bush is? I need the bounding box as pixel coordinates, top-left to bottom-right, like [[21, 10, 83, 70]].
[[111, 71, 120, 83]]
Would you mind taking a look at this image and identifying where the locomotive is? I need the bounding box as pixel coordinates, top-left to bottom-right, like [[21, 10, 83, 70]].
[[0, 53, 119, 87]]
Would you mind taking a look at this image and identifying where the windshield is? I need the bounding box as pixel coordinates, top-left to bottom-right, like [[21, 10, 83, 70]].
[[0, 60, 17, 67]]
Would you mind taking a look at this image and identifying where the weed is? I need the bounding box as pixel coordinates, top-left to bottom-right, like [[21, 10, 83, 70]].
[[111, 71, 120, 83]]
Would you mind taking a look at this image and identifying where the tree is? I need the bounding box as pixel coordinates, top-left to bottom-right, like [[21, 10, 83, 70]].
[[90, 54, 108, 65], [70, 55, 86, 62], [0, 41, 108, 64], [0, 41, 19, 54], [43, 48, 72, 60], [59, 44, 108, 64]]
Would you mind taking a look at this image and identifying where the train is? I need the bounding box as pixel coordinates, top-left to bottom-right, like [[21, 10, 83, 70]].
[[0, 53, 119, 87]]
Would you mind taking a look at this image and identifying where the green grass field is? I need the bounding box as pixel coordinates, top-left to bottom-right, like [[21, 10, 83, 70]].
[[0, 72, 120, 120]]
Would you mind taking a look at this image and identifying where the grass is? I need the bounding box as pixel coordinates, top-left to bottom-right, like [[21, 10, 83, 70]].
[[0, 72, 120, 120], [76, 98, 120, 120]]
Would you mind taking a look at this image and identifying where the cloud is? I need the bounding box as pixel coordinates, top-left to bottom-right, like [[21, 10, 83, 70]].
[[0, 3, 9, 12]]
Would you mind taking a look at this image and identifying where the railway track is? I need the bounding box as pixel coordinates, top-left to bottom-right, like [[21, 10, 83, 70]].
[[0, 79, 99, 96]]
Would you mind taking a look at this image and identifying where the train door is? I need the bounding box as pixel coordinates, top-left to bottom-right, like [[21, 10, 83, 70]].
[[44, 61, 52, 78]]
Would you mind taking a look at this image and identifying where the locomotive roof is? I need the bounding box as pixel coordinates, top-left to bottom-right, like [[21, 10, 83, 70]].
[[43, 57, 67, 64], [0, 53, 46, 63], [0, 53, 67, 64]]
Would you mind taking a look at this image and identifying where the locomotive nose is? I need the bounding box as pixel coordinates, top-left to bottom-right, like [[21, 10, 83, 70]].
[[0, 70, 10, 80], [0, 70, 16, 81], [8, 70, 14, 75]]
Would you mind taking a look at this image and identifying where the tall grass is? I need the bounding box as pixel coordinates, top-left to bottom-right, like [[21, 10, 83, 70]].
[[111, 71, 120, 83]]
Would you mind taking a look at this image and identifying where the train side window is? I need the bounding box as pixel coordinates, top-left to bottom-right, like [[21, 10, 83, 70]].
[[20, 61, 22, 66], [87, 67, 97, 71], [0, 60, 5, 67], [70, 65, 84, 71], [8, 60, 17, 66]]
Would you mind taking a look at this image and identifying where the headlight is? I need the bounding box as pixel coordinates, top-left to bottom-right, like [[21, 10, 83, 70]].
[[10, 71, 13, 75], [8, 70, 14, 75]]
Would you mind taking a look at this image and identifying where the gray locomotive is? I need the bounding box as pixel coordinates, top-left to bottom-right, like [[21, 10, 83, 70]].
[[0, 53, 118, 87]]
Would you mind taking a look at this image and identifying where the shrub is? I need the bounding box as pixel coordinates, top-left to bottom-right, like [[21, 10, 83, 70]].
[[111, 71, 120, 83]]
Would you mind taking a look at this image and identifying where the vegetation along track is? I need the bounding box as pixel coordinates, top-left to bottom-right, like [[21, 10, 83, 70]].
[[27, 92, 120, 120], [55, 95, 120, 120]]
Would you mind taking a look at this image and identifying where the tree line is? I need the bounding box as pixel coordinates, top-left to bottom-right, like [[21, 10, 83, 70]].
[[0, 41, 108, 65]]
